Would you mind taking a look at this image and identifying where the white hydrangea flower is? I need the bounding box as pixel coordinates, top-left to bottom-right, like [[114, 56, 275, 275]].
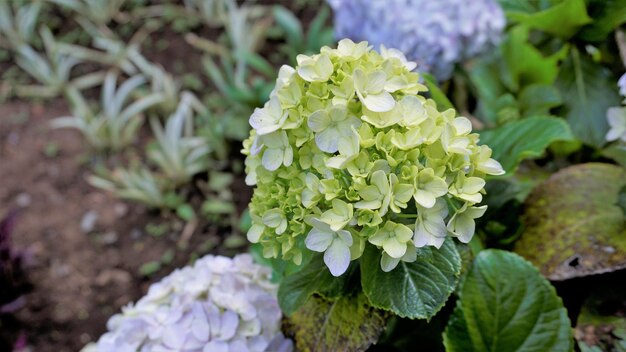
[[605, 74, 626, 144], [606, 107, 626, 143], [328, 0, 506, 80], [618, 73, 626, 99], [83, 254, 293, 352]]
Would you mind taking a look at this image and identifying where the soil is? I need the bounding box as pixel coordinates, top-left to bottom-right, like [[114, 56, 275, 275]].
[[0, 99, 246, 352]]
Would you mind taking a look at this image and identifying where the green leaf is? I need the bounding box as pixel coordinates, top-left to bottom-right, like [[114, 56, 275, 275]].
[[138, 261, 161, 276], [578, 0, 626, 42], [175, 203, 195, 221], [443, 250, 573, 352], [518, 84, 562, 116], [423, 73, 454, 111], [602, 144, 626, 167], [360, 239, 461, 319], [284, 293, 387, 352], [555, 48, 622, 148], [514, 163, 626, 280], [500, 26, 568, 92], [478, 115, 574, 173], [273, 5, 303, 45], [507, 0, 592, 38], [278, 255, 351, 315]]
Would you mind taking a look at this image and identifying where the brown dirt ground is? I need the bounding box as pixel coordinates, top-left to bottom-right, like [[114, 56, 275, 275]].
[[0, 99, 246, 351]]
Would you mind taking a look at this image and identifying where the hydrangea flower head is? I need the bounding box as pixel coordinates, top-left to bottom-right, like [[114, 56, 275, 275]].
[[83, 254, 292, 352], [243, 39, 504, 276], [327, 0, 506, 80]]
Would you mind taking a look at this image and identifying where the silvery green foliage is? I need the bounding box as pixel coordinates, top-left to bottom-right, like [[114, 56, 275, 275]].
[[84, 254, 292, 352], [327, 0, 505, 80]]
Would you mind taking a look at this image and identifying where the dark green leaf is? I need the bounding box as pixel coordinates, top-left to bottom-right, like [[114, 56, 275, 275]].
[[467, 57, 505, 125], [443, 250, 573, 352], [518, 84, 562, 116], [579, 0, 626, 42], [360, 239, 461, 319], [278, 255, 351, 315], [284, 293, 387, 352], [423, 73, 454, 111], [478, 115, 574, 173], [507, 0, 592, 38], [496, 0, 556, 13], [603, 144, 626, 167], [555, 48, 622, 148], [514, 163, 626, 280]]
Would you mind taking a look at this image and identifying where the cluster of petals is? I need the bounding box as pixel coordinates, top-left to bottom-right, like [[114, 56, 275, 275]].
[[327, 0, 505, 80], [83, 254, 292, 352], [244, 39, 504, 276]]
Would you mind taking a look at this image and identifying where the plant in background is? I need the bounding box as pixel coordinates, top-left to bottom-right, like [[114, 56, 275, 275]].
[[327, 0, 505, 80], [0, 0, 42, 48], [83, 254, 292, 352], [244, 39, 504, 276], [271, 5, 335, 63], [147, 92, 211, 186], [88, 166, 181, 209], [52, 71, 165, 151]]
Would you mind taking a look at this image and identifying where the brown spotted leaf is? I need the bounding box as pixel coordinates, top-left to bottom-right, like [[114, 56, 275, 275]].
[[514, 163, 626, 280], [283, 293, 387, 352]]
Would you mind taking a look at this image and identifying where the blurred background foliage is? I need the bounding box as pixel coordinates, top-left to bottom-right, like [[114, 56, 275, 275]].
[[0, 0, 335, 232]]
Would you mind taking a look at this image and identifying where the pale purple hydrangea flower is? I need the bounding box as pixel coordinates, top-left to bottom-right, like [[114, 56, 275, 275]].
[[618, 73, 626, 99], [327, 0, 506, 80], [83, 254, 292, 352]]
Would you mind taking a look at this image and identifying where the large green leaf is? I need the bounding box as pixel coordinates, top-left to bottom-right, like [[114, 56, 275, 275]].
[[578, 0, 626, 42], [478, 115, 574, 173], [514, 163, 626, 280], [360, 239, 461, 319], [277, 255, 352, 315], [506, 0, 592, 38], [500, 26, 567, 93], [284, 293, 387, 352], [443, 250, 573, 352], [555, 48, 622, 148]]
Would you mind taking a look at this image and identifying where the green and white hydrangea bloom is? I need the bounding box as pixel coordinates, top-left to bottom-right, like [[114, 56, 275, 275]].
[[243, 39, 504, 276], [83, 255, 292, 352]]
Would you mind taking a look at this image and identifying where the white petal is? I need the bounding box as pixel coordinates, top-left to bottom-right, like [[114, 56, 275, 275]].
[[315, 128, 341, 153], [261, 148, 284, 171], [382, 238, 407, 258], [414, 190, 436, 208], [324, 240, 351, 276], [246, 224, 265, 243], [362, 91, 396, 112], [204, 341, 228, 352], [305, 229, 334, 252], [308, 110, 331, 132], [380, 252, 400, 272]]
